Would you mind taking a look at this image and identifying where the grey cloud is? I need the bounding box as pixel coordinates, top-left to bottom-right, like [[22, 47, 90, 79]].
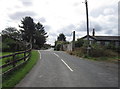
[[101, 16, 117, 35], [93, 24, 102, 31], [90, 5, 117, 18], [49, 33, 57, 37], [14, 6, 21, 9], [90, 22, 102, 32], [90, 4, 117, 36], [22, 2, 32, 6], [65, 24, 75, 30], [34, 17, 46, 23], [118, 1, 120, 12], [19, 0, 32, 6], [75, 21, 102, 34], [59, 23, 93, 37], [76, 22, 86, 32], [105, 30, 113, 34], [105, 29, 118, 36], [39, 17, 46, 23], [44, 25, 51, 31], [9, 11, 36, 20], [107, 16, 117, 23], [58, 24, 76, 37], [73, 2, 81, 7], [103, 25, 118, 36]]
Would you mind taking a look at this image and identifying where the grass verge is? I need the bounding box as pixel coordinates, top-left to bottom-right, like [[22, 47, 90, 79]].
[[2, 50, 39, 88], [67, 48, 119, 63], [84, 56, 119, 63]]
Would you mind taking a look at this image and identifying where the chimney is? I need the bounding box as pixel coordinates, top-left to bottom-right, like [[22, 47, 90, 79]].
[[92, 28, 95, 36]]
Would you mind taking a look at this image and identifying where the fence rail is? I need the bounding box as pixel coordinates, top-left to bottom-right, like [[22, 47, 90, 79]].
[[0, 49, 31, 75]]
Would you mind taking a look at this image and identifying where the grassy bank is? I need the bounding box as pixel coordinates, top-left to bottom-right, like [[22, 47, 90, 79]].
[[84, 56, 119, 63], [2, 50, 39, 88], [68, 48, 119, 63]]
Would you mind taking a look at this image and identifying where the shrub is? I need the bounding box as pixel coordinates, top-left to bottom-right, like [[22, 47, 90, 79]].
[[2, 37, 26, 52], [54, 41, 69, 51], [75, 39, 84, 47], [70, 43, 118, 58], [105, 43, 120, 53], [55, 43, 62, 51], [71, 47, 86, 57], [90, 43, 118, 57]]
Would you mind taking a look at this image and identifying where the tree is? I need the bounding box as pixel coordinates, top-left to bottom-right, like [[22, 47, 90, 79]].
[[19, 16, 35, 44], [33, 22, 48, 49], [54, 33, 68, 51], [1, 27, 21, 40], [57, 33, 66, 41], [1, 27, 25, 52], [35, 22, 47, 36], [19, 16, 48, 49], [1, 16, 48, 51]]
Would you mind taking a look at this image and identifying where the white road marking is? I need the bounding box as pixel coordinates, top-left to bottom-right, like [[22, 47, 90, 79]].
[[54, 53, 60, 58], [54, 53, 73, 72], [38, 50, 41, 59], [61, 59, 73, 72]]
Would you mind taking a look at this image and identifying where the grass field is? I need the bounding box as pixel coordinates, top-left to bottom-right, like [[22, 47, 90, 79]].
[[0, 51, 29, 73], [2, 50, 40, 88], [0, 52, 18, 66]]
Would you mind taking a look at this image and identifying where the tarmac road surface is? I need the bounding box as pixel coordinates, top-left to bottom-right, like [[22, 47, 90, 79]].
[[16, 50, 118, 87]]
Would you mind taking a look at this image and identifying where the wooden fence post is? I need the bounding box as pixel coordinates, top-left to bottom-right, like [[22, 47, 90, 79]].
[[29, 49, 31, 59], [24, 52, 26, 61], [13, 54, 16, 67]]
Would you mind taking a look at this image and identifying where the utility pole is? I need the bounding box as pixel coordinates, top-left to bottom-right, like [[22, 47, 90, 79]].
[[72, 31, 75, 51], [85, 0, 90, 55]]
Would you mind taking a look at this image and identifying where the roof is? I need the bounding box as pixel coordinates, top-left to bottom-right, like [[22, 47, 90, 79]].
[[93, 36, 120, 41], [81, 35, 120, 41]]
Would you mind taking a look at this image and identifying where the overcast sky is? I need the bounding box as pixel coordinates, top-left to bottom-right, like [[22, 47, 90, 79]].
[[0, 0, 118, 45]]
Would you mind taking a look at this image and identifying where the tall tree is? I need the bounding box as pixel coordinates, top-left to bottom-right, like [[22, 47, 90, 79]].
[[19, 16, 35, 43], [19, 16, 48, 49], [57, 33, 66, 41], [34, 22, 48, 48]]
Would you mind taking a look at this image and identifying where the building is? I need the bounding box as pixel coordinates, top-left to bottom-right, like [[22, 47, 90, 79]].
[[81, 29, 120, 47]]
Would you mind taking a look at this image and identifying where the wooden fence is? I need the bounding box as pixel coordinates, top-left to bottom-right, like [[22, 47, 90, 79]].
[[0, 49, 31, 75]]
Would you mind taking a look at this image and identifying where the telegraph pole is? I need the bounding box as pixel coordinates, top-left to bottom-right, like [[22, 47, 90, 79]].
[[72, 31, 75, 51], [85, 0, 90, 55]]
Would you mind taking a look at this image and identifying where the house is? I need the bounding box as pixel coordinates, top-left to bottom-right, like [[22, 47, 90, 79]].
[[81, 29, 120, 47]]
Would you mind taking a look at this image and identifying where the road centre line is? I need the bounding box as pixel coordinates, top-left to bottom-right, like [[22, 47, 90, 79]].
[[54, 53, 73, 72], [54, 53, 60, 58], [38, 50, 41, 59], [61, 59, 73, 72]]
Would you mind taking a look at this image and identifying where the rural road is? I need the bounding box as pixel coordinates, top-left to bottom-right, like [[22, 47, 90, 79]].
[[16, 49, 118, 87]]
